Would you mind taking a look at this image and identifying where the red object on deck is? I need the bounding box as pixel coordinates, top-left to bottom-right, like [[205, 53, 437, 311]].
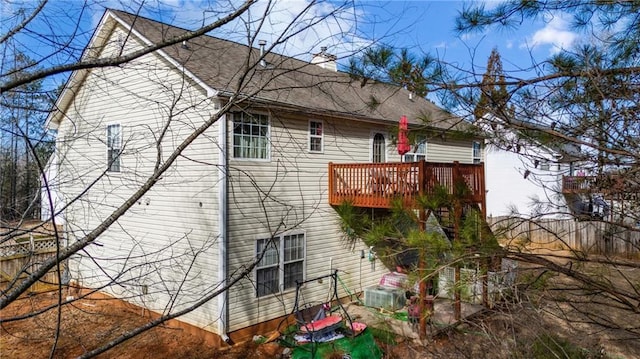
[[398, 115, 410, 156]]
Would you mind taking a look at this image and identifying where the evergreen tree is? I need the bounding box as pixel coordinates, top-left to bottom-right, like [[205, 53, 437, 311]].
[[348, 46, 439, 97], [474, 48, 510, 121]]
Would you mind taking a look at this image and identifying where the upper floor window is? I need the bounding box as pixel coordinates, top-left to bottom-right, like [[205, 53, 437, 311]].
[[233, 112, 269, 159], [403, 138, 426, 162], [540, 161, 550, 171], [309, 120, 323, 153], [372, 133, 386, 163], [106, 124, 121, 172], [472, 141, 482, 164], [256, 233, 305, 297]]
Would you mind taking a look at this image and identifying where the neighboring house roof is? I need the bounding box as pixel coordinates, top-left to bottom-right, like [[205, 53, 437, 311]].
[[49, 9, 468, 132]]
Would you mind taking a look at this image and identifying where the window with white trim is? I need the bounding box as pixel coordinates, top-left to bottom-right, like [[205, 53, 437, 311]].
[[106, 124, 121, 172], [472, 141, 482, 164], [540, 161, 550, 171], [372, 133, 386, 163], [256, 233, 305, 297], [233, 112, 269, 159], [308, 120, 323, 152], [402, 138, 426, 162]]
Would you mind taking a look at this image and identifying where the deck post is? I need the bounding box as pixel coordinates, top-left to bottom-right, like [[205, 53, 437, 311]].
[[418, 208, 427, 339], [452, 162, 461, 241], [454, 266, 461, 321], [452, 161, 462, 321], [480, 162, 487, 219], [479, 162, 489, 308], [328, 162, 334, 205], [417, 160, 427, 339], [418, 160, 426, 196]]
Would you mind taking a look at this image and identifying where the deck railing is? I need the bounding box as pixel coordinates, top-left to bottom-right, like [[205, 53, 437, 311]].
[[562, 176, 598, 194], [329, 161, 485, 209], [563, 174, 640, 199]]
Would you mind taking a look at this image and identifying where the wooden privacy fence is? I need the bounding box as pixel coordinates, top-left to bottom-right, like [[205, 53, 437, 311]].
[[1, 225, 64, 293], [488, 217, 640, 258]]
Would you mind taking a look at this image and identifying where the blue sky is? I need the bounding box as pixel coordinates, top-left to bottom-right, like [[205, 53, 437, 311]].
[[353, 1, 579, 76], [3, 1, 584, 93]]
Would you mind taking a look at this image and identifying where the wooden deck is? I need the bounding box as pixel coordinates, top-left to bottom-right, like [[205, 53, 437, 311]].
[[562, 175, 640, 199], [328, 161, 485, 210], [562, 176, 598, 194]]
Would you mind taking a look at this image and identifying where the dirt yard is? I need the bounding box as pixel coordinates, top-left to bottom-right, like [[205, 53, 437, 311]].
[[1, 292, 222, 359], [1, 291, 426, 359], [3, 250, 640, 358]]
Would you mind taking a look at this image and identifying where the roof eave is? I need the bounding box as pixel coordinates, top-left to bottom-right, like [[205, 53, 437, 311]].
[[216, 91, 401, 124], [216, 91, 475, 135], [46, 9, 218, 130], [45, 10, 116, 130], [109, 12, 217, 98]]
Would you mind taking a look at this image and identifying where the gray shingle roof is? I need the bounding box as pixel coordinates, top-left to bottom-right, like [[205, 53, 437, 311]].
[[111, 9, 465, 130]]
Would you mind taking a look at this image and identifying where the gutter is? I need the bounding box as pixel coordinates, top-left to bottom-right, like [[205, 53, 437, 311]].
[[217, 106, 230, 343]]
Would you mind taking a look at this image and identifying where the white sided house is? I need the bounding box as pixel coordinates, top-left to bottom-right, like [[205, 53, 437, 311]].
[[46, 9, 486, 342], [479, 117, 581, 218]]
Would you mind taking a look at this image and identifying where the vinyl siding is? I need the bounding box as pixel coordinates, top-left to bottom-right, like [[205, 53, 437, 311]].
[[224, 113, 480, 331], [225, 114, 383, 330], [427, 138, 480, 164], [485, 143, 568, 217], [58, 24, 222, 332]]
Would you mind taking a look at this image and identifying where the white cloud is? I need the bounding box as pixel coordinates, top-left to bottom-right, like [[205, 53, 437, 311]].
[[460, 32, 475, 41], [434, 41, 447, 49], [521, 13, 577, 54], [157, 0, 366, 63], [238, 0, 365, 60]]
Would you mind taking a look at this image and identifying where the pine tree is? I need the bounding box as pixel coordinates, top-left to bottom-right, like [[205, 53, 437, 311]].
[[474, 48, 510, 121]]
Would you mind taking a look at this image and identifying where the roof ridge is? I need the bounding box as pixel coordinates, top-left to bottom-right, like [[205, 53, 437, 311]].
[[99, 8, 466, 131], [107, 8, 332, 73]]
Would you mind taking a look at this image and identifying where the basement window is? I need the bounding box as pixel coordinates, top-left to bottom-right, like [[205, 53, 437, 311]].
[[256, 233, 305, 297]]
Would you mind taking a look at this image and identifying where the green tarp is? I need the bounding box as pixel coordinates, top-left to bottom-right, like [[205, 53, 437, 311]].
[[291, 328, 382, 359]]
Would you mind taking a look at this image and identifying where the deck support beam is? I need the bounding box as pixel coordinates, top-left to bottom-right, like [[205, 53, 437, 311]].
[[418, 209, 427, 339]]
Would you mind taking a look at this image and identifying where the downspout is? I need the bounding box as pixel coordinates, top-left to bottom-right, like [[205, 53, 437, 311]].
[[217, 108, 230, 343]]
